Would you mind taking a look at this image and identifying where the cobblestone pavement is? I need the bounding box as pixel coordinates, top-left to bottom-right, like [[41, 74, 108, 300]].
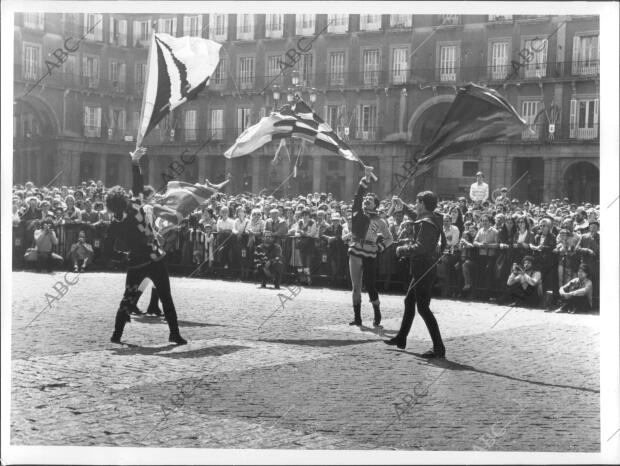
[[10, 271, 599, 451]]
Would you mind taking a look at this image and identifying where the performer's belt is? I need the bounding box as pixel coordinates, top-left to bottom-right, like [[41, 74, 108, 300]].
[[352, 237, 376, 246]]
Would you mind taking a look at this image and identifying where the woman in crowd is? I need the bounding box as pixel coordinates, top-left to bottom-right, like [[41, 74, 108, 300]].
[[497, 214, 518, 302], [438, 213, 461, 298], [459, 221, 478, 295], [233, 205, 251, 280], [531, 218, 557, 296], [513, 215, 535, 264]]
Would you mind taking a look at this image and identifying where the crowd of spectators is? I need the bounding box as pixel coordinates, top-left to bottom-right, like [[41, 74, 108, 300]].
[[12, 173, 600, 313]]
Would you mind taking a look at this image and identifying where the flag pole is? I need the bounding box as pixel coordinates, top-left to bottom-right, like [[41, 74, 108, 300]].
[[135, 33, 156, 150]]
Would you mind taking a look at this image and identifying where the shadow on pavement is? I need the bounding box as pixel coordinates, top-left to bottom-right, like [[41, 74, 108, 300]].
[[399, 351, 599, 394], [359, 325, 398, 337], [259, 338, 379, 348], [110, 344, 249, 359], [133, 316, 225, 328]]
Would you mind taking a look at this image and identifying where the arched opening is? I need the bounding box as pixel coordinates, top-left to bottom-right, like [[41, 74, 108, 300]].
[[563, 161, 599, 204], [411, 101, 452, 146], [13, 97, 58, 185]]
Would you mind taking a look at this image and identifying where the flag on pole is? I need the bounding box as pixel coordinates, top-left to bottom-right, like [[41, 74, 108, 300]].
[[271, 138, 287, 164], [419, 83, 527, 165], [136, 33, 222, 147], [224, 112, 297, 158]]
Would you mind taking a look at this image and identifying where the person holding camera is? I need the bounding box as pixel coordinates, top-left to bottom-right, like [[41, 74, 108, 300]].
[[506, 255, 542, 308], [384, 191, 445, 358], [31, 219, 60, 272], [69, 230, 94, 272]]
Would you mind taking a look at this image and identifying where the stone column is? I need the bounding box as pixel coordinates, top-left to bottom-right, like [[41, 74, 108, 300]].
[[225, 157, 233, 194], [543, 157, 561, 202], [98, 153, 108, 185], [344, 160, 356, 200], [312, 155, 323, 193], [380, 155, 393, 198], [251, 154, 261, 194], [70, 151, 81, 185]]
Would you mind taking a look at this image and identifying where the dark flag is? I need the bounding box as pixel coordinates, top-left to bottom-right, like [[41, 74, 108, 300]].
[[419, 83, 527, 165]]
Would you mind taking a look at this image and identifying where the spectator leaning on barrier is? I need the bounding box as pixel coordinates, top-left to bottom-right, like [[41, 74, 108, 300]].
[[469, 171, 489, 204]]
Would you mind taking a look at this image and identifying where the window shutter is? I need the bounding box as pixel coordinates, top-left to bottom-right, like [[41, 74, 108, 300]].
[[456, 44, 461, 81], [109, 17, 114, 43], [120, 63, 126, 87], [133, 21, 140, 45], [119, 20, 127, 46], [172, 17, 177, 36], [96, 107, 102, 136], [356, 105, 361, 138], [83, 106, 89, 130], [569, 99, 577, 138], [571, 36, 580, 75], [183, 16, 190, 34], [83, 13, 88, 36], [96, 14, 103, 40], [593, 98, 599, 135]]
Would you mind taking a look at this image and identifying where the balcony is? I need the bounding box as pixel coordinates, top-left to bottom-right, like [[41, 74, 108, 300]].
[[572, 125, 599, 141], [521, 123, 545, 141], [570, 60, 600, 77], [84, 125, 102, 138], [354, 126, 381, 142]]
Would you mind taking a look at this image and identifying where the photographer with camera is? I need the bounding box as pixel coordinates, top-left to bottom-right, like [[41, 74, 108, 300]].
[[30, 219, 61, 272], [506, 255, 542, 308], [69, 230, 94, 272]]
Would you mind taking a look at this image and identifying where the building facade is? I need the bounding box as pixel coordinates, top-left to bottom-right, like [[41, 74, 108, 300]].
[[14, 12, 600, 202]]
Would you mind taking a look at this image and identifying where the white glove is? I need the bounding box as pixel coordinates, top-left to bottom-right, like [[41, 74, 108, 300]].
[[130, 146, 147, 163]]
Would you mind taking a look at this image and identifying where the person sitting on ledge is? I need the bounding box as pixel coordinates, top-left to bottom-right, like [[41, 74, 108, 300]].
[[555, 263, 593, 314]]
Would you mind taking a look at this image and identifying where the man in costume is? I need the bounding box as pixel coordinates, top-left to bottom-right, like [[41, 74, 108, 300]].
[[103, 147, 187, 345], [348, 168, 393, 327], [384, 192, 446, 358]]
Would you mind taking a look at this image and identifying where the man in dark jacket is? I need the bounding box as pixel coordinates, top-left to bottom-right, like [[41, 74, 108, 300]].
[[254, 230, 283, 289], [103, 147, 186, 345], [384, 191, 446, 358]]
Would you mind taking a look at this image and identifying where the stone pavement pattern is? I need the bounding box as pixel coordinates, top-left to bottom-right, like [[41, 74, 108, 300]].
[[10, 271, 599, 450]]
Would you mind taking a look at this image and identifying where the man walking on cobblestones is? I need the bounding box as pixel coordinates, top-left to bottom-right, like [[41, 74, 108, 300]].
[[103, 147, 187, 345], [385, 191, 446, 358]]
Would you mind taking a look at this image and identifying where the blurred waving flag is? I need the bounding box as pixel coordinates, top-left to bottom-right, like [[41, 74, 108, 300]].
[[419, 83, 527, 166], [152, 181, 221, 224], [225, 100, 360, 163], [136, 33, 222, 146]]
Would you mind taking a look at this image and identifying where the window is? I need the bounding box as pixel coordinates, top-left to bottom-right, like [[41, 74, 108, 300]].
[[521, 100, 541, 140], [237, 107, 252, 134], [572, 34, 599, 76], [238, 56, 254, 89], [490, 41, 509, 80], [134, 20, 151, 45], [391, 47, 408, 84], [296, 14, 315, 35], [84, 13, 103, 41], [210, 14, 228, 41], [488, 15, 513, 22], [522, 37, 547, 78], [135, 63, 147, 90], [440, 14, 460, 25], [212, 56, 227, 86], [184, 109, 197, 141], [267, 55, 283, 85], [23, 13, 44, 29], [84, 106, 102, 137], [158, 17, 177, 36], [236, 14, 254, 40], [327, 14, 348, 33], [324, 104, 347, 138], [439, 45, 457, 81], [570, 98, 599, 140], [63, 54, 77, 80], [109, 60, 126, 91], [390, 14, 411, 28], [362, 49, 380, 86], [328, 51, 345, 86], [211, 109, 224, 139], [360, 14, 381, 31], [109, 18, 128, 46], [462, 161, 479, 177], [83, 55, 100, 88], [298, 53, 313, 86], [22, 44, 40, 80], [265, 14, 283, 38], [356, 104, 377, 140], [110, 108, 126, 138], [184, 15, 203, 36]]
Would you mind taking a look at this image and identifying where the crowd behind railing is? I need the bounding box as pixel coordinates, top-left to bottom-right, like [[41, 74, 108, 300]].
[[12, 179, 600, 313]]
